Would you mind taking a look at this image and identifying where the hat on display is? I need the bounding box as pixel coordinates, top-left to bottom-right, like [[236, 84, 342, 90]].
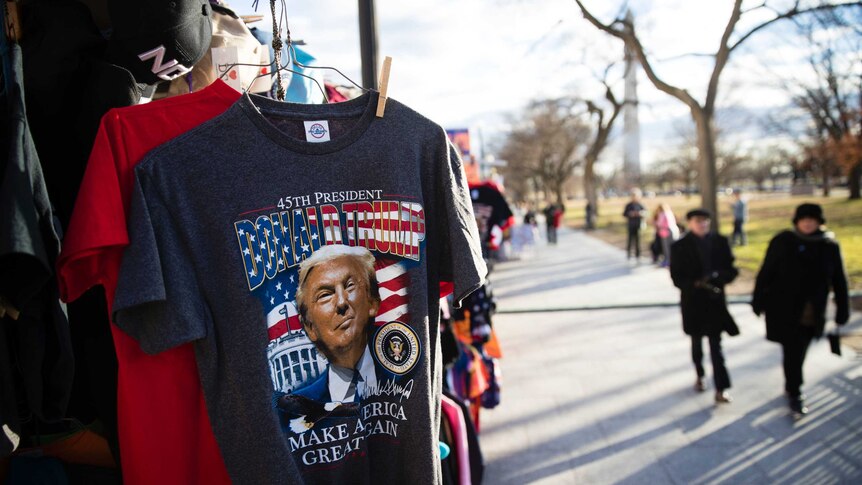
[[686, 208, 712, 220], [157, 3, 273, 98], [793, 203, 825, 224], [106, 0, 213, 85]]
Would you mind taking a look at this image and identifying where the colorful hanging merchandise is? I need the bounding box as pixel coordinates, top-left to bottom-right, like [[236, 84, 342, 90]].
[[468, 180, 514, 258], [156, 3, 272, 98], [111, 90, 486, 484], [447, 286, 503, 433], [443, 180, 511, 430], [441, 391, 484, 485], [249, 27, 326, 103], [57, 80, 240, 485], [15, 0, 214, 470]]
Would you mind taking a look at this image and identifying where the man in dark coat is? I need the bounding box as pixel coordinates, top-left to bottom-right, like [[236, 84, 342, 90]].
[[670, 209, 740, 404], [752, 203, 849, 415], [622, 189, 646, 260]]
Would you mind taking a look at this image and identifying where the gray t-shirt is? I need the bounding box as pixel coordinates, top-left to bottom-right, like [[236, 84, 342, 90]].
[[113, 90, 486, 484]]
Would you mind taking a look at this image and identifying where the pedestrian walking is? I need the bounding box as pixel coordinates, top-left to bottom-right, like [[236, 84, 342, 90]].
[[670, 209, 740, 404], [751, 203, 850, 416], [585, 201, 597, 231], [511, 209, 540, 259], [731, 189, 748, 246], [543, 203, 562, 245], [653, 203, 679, 267], [650, 204, 663, 264], [622, 189, 646, 260]]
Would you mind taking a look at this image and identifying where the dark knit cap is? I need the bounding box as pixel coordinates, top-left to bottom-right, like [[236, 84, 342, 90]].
[[686, 208, 712, 220], [793, 203, 825, 224]]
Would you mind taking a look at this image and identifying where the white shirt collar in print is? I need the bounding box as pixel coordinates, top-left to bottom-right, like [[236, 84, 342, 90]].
[[328, 346, 377, 403]]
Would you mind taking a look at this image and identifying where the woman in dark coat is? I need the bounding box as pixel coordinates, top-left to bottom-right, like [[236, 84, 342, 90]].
[[752, 203, 849, 415], [670, 209, 740, 404]]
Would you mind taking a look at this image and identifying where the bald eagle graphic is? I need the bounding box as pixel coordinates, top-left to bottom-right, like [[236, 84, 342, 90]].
[[277, 394, 359, 433]]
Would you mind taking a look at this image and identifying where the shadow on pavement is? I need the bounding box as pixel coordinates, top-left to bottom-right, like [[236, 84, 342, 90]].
[[483, 366, 862, 484]]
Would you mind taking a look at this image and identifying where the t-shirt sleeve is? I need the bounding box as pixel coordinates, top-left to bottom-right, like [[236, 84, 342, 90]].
[[0, 99, 54, 310], [438, 139, 487, 308], [56, 113, 129, 302], [112, 167, 208, 355]]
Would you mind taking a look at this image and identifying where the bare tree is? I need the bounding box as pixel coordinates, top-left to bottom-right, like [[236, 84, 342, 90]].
[[656, 119, 746, 193], [717, 149, 749, 188], [664, 121, 705, 196], [499, 99, 593, 205], [652, 153, 700, 196], [788, 8, 862, 198], [741, 144, 795, 191], [573, 0, 862, 227], [583, 76, 625, 228]]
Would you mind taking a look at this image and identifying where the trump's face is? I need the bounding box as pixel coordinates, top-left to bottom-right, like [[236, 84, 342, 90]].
[[302, 256, 380, 368]]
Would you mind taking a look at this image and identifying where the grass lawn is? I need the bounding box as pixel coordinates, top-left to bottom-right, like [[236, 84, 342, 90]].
[[563, 192, 862, 294]]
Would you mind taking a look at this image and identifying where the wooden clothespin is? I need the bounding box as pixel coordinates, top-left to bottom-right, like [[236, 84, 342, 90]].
[[376, 56, 392, 118], [240, 14, 265, 24], [4, 1, 22, 42]]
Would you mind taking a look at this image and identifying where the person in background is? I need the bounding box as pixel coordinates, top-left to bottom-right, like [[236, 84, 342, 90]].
[[670, 209, 739, 404], [543, 203, 561, 245], [622, 189, 646, 260], [654, 203, 680, 267], [510, 207, 539, 259], [731, 189, 748, 246], [751, 203, 849, 416], [650, 204, 663, 264], [523, 206, 537, 227], [522, 208, 539, 252], [553, 204, 565, 239], [585, 201, 597, 231]]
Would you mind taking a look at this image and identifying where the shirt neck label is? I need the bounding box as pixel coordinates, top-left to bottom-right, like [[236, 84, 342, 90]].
[[304, 120, 331, 143]]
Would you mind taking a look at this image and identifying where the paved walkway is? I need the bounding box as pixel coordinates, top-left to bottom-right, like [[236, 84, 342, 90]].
[[479, 228, 862, 484]]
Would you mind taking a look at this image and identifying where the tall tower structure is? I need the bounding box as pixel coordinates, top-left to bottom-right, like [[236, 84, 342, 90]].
[[623, 9, 641, 189]]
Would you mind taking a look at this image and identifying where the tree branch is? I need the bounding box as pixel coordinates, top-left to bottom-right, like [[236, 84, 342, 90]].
[[706, 0, 744, 113], [573, 0, 702, 112], [729, 1, 862, 53]]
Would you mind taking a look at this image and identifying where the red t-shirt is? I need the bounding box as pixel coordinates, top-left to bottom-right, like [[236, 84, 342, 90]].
[[57, 80, 239, 485]]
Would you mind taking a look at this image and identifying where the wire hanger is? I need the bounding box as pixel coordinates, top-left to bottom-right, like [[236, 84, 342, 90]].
[[216, 60, 329, 101], [217, 0, 329, 101], [269, 0, 370, 101], [228, 0, 391, 116]]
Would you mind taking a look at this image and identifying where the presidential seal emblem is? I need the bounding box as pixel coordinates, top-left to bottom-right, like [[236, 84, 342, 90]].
[[373, 321, 420, 375]]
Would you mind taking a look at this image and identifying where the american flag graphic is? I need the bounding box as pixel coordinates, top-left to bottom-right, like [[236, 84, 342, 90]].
[[373, 258, 411, 325]]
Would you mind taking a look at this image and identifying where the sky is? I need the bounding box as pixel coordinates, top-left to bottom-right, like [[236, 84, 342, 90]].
[[231, 0, 843, 171]]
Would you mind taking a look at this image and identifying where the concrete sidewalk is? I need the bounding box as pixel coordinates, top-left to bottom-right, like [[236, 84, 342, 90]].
[[479, 228, 862, 484]]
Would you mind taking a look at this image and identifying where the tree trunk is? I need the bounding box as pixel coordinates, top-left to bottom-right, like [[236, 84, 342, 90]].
[[530, 178, 541, 208], [850, 162, 862, 200], [693, 109, 720, 231], [552, 179, 566, 208]]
